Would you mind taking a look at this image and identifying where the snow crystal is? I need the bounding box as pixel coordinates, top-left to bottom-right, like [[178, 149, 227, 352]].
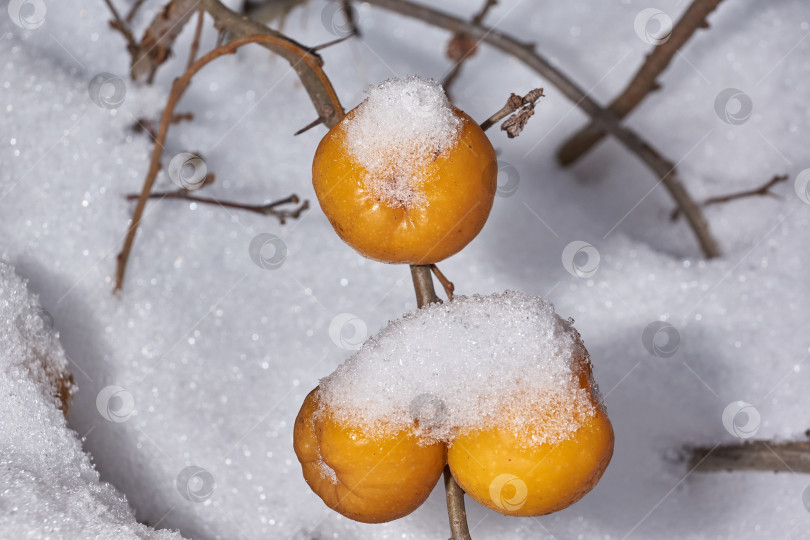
[[318, 291, 598, 446], [0, 263, 181, 540], [342, 76, 463, 209]]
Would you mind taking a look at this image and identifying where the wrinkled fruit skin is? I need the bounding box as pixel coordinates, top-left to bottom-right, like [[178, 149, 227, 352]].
[[446, 356, 614, 517], [293, 388, 446, 523], [312, 107, 497, 264]]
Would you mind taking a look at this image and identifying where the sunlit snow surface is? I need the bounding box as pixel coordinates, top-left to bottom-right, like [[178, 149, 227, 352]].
[[1, 0, 809, 538]]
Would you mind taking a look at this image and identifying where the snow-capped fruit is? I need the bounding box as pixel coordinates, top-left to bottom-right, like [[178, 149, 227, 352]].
[[311, 77, 497, 264], [447, 355, 614, 517], [293, 388, 446, 523]]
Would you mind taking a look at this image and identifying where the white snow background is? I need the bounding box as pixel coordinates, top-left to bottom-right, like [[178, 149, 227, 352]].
[[1, 0, 809, 538]]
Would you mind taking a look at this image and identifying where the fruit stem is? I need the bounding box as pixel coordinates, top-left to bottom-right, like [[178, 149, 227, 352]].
[[410, 264, 472, 540], [410, 265, 441, 307], [443, 467, 472, 540]]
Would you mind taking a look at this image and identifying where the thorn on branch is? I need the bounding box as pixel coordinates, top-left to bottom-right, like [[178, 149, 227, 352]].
[[671, 174, 788, 220], [480, 88, 544, 136], [294, 117, 325, 136]]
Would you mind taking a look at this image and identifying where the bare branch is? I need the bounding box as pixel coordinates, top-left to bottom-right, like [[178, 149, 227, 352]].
[[187, 8, 206, 70], [125, 0, 148, 23], [200, 0, 345, 129], [131, 0, 201, 83], [102, 0, 139, 55], [364, 0, 721, 259], [557, 0, 726, 165], [115, 32, 342, 292], [442, 0, 497, 99], [672, 174, 788, 220], [124, 190, 309, 224], [690, 440, 810, 473]]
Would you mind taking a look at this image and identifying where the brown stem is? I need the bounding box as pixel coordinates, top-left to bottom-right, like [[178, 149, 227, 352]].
[[410, 265, 470, 539], [187, 8, 206, 71], [364, 0, 721, 259], [125, 0, 148, 23], [442, 0, 498, 100], [444, 467, 472, 540], [429, 264, 455, 301], [102, 0, 139, 55], [124, 191, 309, 223], [480, 89, 544, 135], [201, 0, 345, 128], [131, 0, 201, 83], [410, 264, 440, 307], [557, 0, 726, 166], [671, 174, 788, 220], [115, 32, 341, 292], [690, 440, 810, 473]]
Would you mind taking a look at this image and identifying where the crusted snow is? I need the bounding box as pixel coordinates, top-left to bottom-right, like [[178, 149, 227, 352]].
[[342, 76, 463, 209], [0, 264, 182, 540], [318, 291, 597, 446]]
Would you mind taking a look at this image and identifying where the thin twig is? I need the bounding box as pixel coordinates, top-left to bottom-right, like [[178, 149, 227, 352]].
[[429, 264, 454, 301], [310, 33, 355, 52], [364, 0, 721, 259], [557, 0, 726, 166], [671, 174, 788, 220], [690, 439, 810, 473], [124, 190, 309, 223], [131, 113, 194, 141], [102, 0, 139, 55], [187, 8, 206, 71], [115, 32, 342, 292], [480, 88, 543, 134], [442, 0, 497, 99], [410, 265, 471, 540], [125, 0, 148, 23]]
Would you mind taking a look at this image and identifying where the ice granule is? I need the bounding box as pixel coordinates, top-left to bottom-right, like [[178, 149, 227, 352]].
[[342, 76, 463, 209], [318, 291, 598, 447]]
